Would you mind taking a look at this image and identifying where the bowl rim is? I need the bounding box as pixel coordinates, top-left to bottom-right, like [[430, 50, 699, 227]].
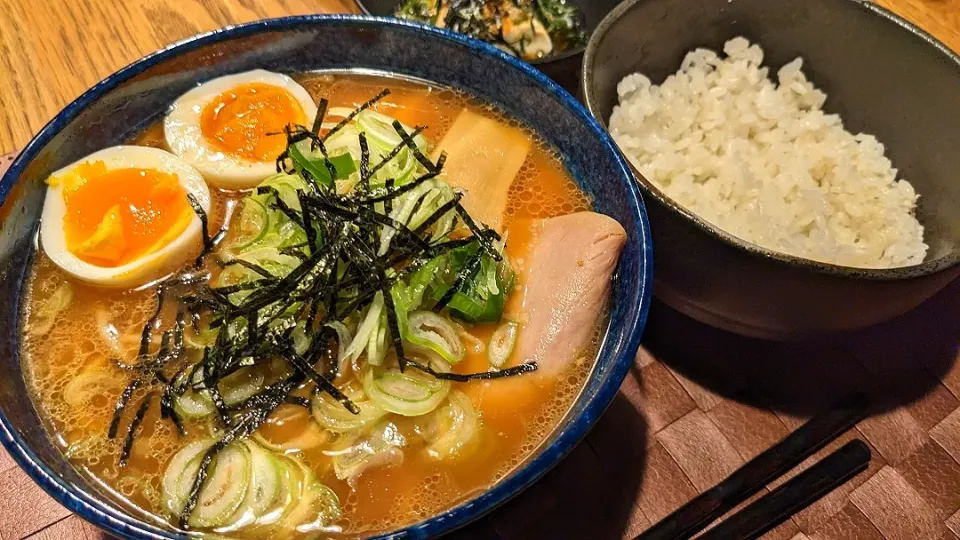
[[0, 13, 652, 540], [582, 0, 960, 281], [351, 0, 589, 64]]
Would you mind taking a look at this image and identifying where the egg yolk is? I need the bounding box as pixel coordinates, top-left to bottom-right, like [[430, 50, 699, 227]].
[[57, 161, 193, 267], [200, 83, 306, 162]]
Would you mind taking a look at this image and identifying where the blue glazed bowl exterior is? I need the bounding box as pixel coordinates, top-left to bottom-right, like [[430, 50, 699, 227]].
[[0, 16, 652, 539]]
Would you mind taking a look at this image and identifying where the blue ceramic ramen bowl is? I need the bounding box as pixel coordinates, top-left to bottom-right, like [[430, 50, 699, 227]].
[[0, 15, 651, 539]]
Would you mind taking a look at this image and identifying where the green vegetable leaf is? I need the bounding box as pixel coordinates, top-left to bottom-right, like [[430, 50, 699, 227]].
[[427, 241, 514, 324], [289, 143, 358, 188]]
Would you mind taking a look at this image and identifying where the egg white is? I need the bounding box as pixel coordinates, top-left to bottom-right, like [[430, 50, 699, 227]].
[[163, 69, 318, 189], [40, 145, 211, 288]]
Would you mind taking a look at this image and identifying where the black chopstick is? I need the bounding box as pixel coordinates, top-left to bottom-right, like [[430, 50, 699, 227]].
[[637, 394, 869, 540], [698, 439, 871, 539]]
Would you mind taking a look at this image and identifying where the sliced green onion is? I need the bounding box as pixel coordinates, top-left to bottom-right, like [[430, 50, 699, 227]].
[[233, 198, 270, 250], [219, 441, 283, 531], [289, 143, 333, 189], [253, 423, 327, 453], [275, 481, 342, 537], [405, 311, 465, 365], [326, 421, 405, 483], [30, 281, 72, 336], [244, 442, 284, 519], [363, 358, 451, 416], [328, 153, 358, 178], [357, 110, 428, 151], [343, 291, 384, 364], [324, 321, 353, 373], [439, 250, 515, 324], [253, 404, 329, 453], [253, 455, 303, 528], [290, 323, 311, 356], [189, 443, 252, 528], [311, 385, 387, 433], [423, 390, 480, 460], [488, 321, 518, 369], [183, 326, 218, 350], [175, 388, 216, 419], [378, 179, 438, 255], [233, 249, 302, 277], [260, 173, 308, 211], [367, 318, 389, 367], [163, 439, 215, 516], [221, 369, 266, 406], [325, 106, 356, 119], [175, 369, 265, 419], [387, 146, 418, 185], [323, 124, 364, 158], [63, 369, 125, 407]]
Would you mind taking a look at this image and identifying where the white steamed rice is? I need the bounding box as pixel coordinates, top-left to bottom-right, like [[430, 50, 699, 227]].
[[609, 37, 927, 268]]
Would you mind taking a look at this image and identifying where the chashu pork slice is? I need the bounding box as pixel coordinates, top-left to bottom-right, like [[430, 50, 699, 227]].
[[466, 211, 626, 411], [511, 212, 626, 375]]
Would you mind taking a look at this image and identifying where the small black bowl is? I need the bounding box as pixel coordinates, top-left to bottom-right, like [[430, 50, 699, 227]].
[[355, 0, 624, 94], [583, 0, 960, 339]]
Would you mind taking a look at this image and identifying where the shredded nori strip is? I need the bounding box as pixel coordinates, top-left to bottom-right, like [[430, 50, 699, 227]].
[[286, 395, 311, 408], [413, 193, 463, 236], [219, 259, 274, 279], [392, 121, 438, 173], [210, 279, 274, 296], [119, 397, 153, 467], [383, 178, 395, 215], [312, 98, 329, 140], [177, 377, 298, 528], [258, 186, 305, 228], [455, 202, 502, 260], [381, 277, 408, 370], [324, 88, 390, 142], [108, 379, 143, 438], [358, 132, 371, 191], [187, 194, 213, 250], [409, 360, 539, 381], [353, 165, 442, 205], [137, 284, 165, 358], [434, 248, 485, 312], [305, 196, 430, 253], [281, 347, 358, 414], [364, 125, 427, 180], [279, 246, 308, 261], [186, 194, 225, 267], [160, 367, 187, 436]]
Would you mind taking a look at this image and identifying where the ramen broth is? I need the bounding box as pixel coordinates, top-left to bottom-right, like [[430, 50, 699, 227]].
[[22, 74, 600, 537]]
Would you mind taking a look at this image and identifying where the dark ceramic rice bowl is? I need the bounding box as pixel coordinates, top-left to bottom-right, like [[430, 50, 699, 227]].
[[0, 15, 651, 540], [583, 0, 960, 339]]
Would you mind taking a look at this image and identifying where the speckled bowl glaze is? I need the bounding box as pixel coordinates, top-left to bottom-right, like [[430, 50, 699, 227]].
[[0, 15, 651, 540], [354, 0, 625, 94], [583, 0, 960, 339]]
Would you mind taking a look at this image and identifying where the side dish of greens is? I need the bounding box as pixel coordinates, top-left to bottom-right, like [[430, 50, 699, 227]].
[[395, 0, 587, 61]]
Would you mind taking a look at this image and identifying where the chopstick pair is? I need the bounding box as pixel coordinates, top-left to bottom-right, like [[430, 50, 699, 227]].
[[637, 395, 872, 540]]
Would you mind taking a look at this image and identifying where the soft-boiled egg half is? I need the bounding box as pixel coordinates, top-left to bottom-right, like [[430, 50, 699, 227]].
[[40, 146, 211, 288], [164, 69, 318, 189]]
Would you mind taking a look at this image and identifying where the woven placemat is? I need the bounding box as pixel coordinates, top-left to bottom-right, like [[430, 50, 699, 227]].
[[475, 277, 960, 540], [1, 151, 958, 539]]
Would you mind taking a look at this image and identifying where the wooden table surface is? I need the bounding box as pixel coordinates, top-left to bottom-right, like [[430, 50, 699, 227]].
[[2, 1, 960, 539]]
